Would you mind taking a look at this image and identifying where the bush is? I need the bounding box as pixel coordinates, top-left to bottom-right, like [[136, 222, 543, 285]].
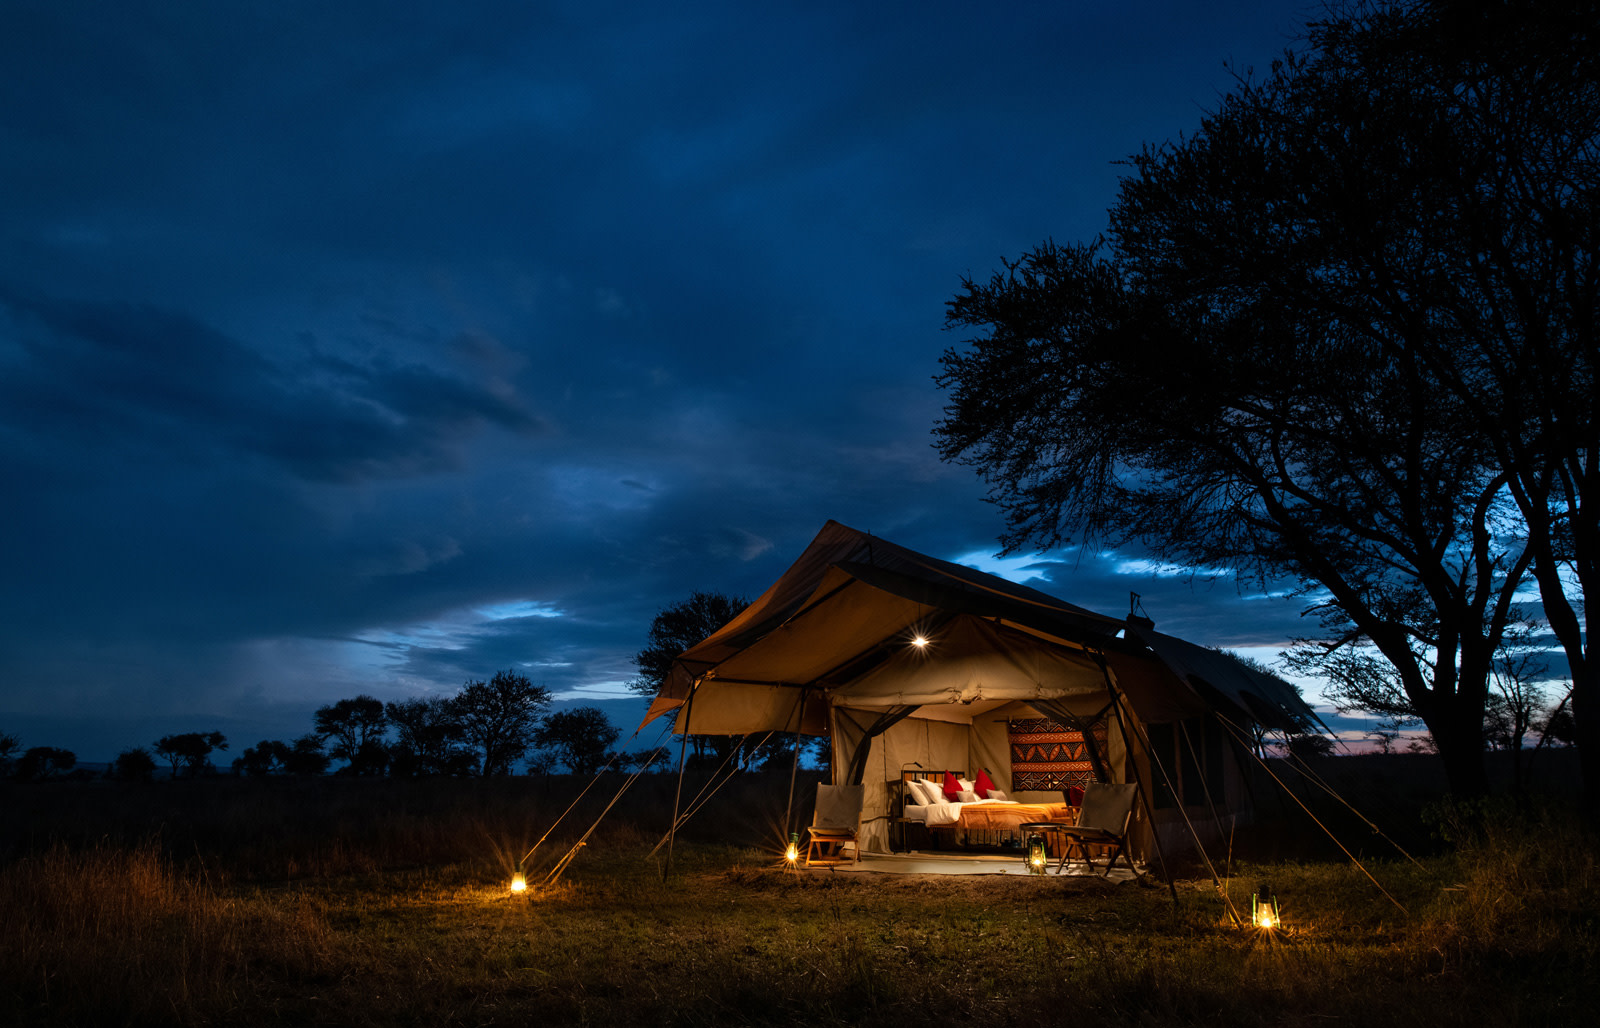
[[110, 747, 158, 783]]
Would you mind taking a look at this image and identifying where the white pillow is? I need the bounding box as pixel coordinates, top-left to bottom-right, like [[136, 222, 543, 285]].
[[958, 777, 976, 793], [986, 788, 1010, 802], [957, 790, 979, 803], [907, 779, 939, 805]]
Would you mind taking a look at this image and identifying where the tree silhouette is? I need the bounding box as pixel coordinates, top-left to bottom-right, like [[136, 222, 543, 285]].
[[111, 746, 158, 782], [934, 0, 1593, 798], [1213, 0, 1600, 805], [631, 590, 750, 766], [386, 696, 471, 776], [534, 706, 621, 774], [15, 746, 75, 782], [451, 670, 550, 776], [630, 590, 749, 697], [285, 734, 331, 775], [154, 732, 228, 778], [234, 740, 292, 776], [313, 695, 389, 775]]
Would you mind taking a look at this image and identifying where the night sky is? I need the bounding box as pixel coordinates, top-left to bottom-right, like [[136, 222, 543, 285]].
[[2, 1, 1350, 763]]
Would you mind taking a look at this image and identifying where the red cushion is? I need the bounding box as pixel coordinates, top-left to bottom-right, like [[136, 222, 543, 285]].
[[942, 771, 962, 801], [1067, 785, 1085, 806], [974, 767, 998, 799]]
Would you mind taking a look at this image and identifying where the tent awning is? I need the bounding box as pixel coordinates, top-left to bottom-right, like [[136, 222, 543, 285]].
[[643, 521, 1317, 736]]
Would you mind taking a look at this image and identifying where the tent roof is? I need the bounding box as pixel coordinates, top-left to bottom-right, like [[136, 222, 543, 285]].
[[681, 520, 1122, 666], [643, 521, 1317, 733], [1125, 624, 1322, 732]]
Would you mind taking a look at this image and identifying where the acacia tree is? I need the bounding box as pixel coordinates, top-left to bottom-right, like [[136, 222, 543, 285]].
[[1217, 1, 1598, 806], [386, 696, 471, 776], [15, 746, 75, 782], [534, 706, 621, 774], [313, 695, 390, 776], [234, 740, 292, 776], [285, 734, 332, 775], [630, 591, 750, 765], [451, 670, 550, 776], [934, 0, 1574, 798], [154, 731, 228, 778]]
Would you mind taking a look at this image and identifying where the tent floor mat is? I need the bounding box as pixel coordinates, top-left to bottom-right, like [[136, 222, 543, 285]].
[[810, 850, 1139, 879]]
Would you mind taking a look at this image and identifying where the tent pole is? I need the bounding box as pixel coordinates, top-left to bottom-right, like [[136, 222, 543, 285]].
[[647, 745, 745, 859], [782, 686, 807, 843], [665, 678, 701, 881]]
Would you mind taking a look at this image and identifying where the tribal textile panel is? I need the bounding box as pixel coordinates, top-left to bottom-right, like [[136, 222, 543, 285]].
[[1008, 717, 1106, 792]]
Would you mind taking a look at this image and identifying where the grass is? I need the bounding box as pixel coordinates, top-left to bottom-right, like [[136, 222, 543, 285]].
[[2, 774, 1596, 1026]]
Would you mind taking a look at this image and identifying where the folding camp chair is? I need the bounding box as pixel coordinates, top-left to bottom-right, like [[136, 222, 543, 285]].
[[806, 783, 865, 864], [1049, 782, 1138, 875]]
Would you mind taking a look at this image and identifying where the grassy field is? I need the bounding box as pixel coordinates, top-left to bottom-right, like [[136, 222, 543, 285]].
[[1, 769, 1596, 1027]]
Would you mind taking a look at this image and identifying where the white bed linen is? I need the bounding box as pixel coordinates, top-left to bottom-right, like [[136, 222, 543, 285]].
[[903, 798, 1026, 828]]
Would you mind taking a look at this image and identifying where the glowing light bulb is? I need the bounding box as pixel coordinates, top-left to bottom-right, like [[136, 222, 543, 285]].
[[785, 831, 800, 865], [911, 636, 928, 648]]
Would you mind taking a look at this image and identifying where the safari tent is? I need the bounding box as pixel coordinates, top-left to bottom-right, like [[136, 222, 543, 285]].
[[643, 521, 1319, 866]]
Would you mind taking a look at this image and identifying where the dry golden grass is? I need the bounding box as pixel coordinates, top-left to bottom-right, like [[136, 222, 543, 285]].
[[1, 776, 1595, 1026]]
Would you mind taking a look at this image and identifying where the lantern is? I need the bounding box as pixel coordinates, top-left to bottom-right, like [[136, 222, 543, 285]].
[[1251, 891, 1280, 929], [510, 858, 528, 894], [1026, 832, 1048, 875], [785, 831, 800, 866]]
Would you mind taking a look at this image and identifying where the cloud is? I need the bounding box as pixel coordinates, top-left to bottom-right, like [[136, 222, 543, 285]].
[[0, 0, 1329, 759], [0, 289, 546, 482]]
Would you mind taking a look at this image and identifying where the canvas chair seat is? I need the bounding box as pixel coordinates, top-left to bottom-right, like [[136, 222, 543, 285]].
[[806, 783, 864, 865], [1035, 782, 1138, 875]]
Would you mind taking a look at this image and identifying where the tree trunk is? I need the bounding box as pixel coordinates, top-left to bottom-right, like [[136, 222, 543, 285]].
[[1570, 668, 1600, 819], [1428, 711, 1491, 799]]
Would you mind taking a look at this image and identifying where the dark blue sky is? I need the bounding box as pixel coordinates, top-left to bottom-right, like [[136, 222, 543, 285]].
[[3, 1, 1357, 762]]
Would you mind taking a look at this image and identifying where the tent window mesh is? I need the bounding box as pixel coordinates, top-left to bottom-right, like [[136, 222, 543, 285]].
[[1007, 717, 1106, 791]]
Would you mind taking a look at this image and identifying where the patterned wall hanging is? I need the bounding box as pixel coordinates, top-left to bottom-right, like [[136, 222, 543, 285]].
[[1008, 716, 1107, 792]]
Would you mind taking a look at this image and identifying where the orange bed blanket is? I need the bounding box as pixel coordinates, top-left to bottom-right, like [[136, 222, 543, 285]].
[[947, 801, 1077, 832]]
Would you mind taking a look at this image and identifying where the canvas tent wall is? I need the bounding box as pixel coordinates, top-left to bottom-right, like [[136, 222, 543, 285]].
[[643, 521, 1319, 862]]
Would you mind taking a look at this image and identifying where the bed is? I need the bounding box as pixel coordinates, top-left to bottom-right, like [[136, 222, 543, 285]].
[[897, 770, 1079, 852]]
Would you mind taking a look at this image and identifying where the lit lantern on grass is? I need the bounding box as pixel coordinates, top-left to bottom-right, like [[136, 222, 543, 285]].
[[785, 831, 800, 866], [1026, 833, 1048, 875], [1251, 891, 1280, 930], [510, 859, 528, 894]]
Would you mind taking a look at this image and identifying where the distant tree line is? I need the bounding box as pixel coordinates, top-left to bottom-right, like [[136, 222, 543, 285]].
[[0, 670, 646, 783]]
